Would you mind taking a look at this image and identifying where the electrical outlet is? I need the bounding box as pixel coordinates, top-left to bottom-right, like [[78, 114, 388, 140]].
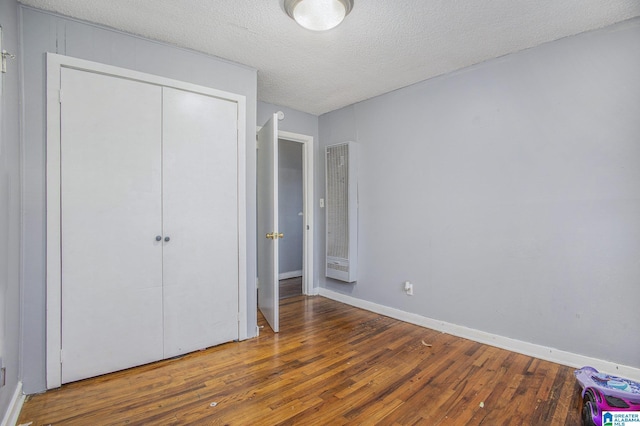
[[404, 281, 413, 296]]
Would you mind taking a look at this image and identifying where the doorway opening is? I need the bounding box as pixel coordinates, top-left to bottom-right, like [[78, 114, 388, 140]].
[[278, 139, 303, 299], [277, 130, 315, 298], [256, 122, 315, 333]]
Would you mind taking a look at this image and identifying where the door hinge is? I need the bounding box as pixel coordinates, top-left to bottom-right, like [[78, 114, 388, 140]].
[[1, 27, 16, 74], [1, 50, 15, 74], [60, 349, 64, 364], [59, 89, 63, 104]]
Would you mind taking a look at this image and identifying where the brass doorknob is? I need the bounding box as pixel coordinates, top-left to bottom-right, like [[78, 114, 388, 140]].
[[278, 233, 284, 239], [266, 232, 275, 239]]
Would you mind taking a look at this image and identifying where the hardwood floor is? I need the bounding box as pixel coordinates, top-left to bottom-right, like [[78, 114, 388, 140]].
[[280, 276, 303, 299], [18, 296, 583, 425]]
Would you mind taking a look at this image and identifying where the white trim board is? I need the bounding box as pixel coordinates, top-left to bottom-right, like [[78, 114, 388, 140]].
[[279, 270, 303, 280], [1, 382, 25, 426], [319, 288, 640, 382]]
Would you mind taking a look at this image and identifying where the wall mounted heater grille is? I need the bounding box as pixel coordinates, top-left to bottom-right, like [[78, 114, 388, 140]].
[[325, 142, 358, 282]]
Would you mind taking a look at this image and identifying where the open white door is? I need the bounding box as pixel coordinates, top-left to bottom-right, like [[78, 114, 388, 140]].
[[257, 114, 279, 332]]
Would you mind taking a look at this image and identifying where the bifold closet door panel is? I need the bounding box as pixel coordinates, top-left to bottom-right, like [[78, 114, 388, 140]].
[[162, 87, 239, 358], [60, 68, 164, 383]]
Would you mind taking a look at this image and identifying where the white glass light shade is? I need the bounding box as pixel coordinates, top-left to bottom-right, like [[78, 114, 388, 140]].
[[284, 0, 354, 31]]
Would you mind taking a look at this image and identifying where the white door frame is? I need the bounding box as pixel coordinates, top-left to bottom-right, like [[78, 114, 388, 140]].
[[45, 53, 247, 389], [276, 130, 315, 296]]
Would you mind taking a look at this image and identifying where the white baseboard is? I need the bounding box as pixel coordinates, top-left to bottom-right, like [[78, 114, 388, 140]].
[[1, 381, 25, 426], [319, 288, 640, 382], [279, 270, 303, 280]]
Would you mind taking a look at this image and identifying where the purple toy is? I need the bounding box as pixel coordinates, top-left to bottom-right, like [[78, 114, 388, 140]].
[[575, 366, 640, 426]]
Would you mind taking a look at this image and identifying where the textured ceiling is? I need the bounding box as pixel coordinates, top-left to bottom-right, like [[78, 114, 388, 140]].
[[18, 0, 640, 115]]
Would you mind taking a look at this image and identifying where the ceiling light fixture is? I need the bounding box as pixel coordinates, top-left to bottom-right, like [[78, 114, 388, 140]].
[[284, 0, 354, 31]]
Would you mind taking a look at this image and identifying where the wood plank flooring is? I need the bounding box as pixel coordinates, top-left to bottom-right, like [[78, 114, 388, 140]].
[[18, 296, 583, 425], [279, 276, 303, 299]]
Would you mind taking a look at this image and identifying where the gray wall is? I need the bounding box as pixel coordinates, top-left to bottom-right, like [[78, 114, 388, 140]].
[[257, 102, 319, 142], [278, 140, 303, 275], [0, 0, 22, 416], [20, 7, 258, 394], [257, 101, 320, 287], [319, 18, 640, 368]]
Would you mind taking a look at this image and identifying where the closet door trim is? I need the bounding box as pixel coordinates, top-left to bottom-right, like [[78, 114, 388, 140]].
[[45, 53, 247, 389]]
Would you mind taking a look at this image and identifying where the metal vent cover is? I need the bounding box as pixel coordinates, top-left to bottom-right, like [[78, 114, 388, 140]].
[[326, 143, 349, 259], [325, 142, 358, 282]]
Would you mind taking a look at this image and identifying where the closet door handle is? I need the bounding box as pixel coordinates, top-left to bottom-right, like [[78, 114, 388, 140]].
[[155, 235, 162, 241], [164, 236, 170, 242]]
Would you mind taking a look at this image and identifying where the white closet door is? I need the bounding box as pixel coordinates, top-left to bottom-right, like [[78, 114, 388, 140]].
[[162, 87, 239, 357], [60, 68, 164, 383]]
